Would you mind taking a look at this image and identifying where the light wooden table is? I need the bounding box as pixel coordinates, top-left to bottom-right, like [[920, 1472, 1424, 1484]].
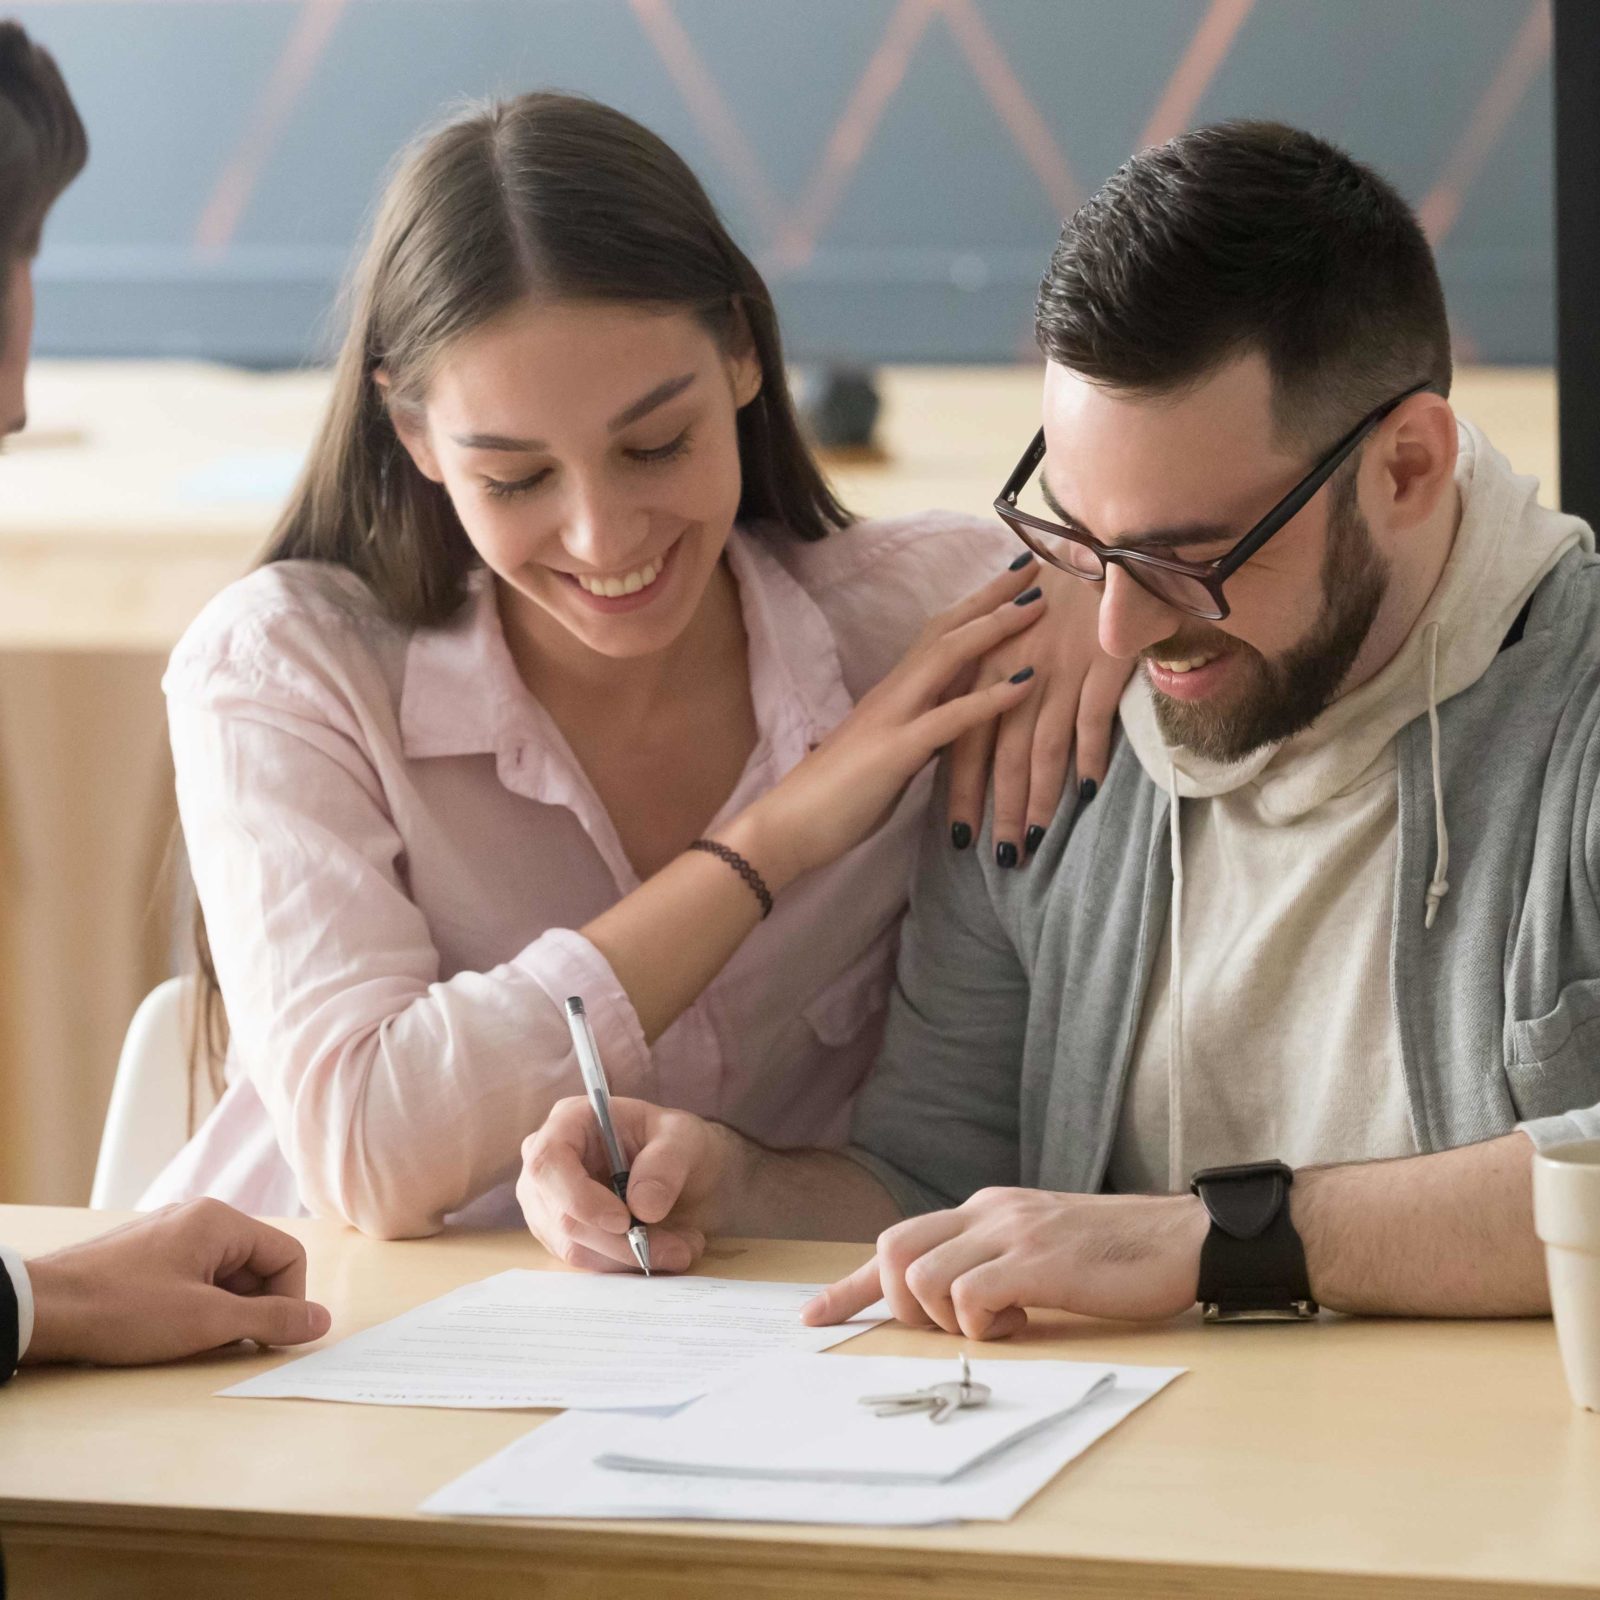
[[0, 362, 1562, 1206], [1, 1206, 1597, 1600]]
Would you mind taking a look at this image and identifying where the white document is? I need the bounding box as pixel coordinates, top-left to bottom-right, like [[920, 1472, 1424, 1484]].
[[596, 1355, 1115, 1483], [424, 1362, 1186, 1525], [219, 1271, 885, 1411]]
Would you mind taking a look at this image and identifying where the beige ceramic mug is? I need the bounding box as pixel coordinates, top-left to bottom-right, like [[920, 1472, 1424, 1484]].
[[1533, 1139, 1600, 1411]]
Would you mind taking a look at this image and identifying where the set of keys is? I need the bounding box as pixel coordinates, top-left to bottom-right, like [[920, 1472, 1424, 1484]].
[[858, 1353, 992, 1425]]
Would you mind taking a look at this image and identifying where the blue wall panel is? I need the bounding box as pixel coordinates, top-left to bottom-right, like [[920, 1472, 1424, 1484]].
[[14, 0, 1555, 367]]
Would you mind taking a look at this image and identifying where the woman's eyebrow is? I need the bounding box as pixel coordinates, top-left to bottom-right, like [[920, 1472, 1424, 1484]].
[[450, 373, 699, 452], [451, 429, 546, 451], [608, 372, 696, 432]]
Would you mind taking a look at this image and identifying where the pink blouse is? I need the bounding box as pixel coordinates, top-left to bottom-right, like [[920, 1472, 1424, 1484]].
[[142, 511, 1012, 1236]]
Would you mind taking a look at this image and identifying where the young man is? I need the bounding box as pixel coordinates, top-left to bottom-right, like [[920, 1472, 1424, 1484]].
[[0, 21, 329, 1382], [521, 121, 1597, 1336]]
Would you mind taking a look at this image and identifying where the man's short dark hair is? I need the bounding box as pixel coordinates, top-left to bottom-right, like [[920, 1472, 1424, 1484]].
[[1035, 121, 1451, 447], [0, 21, 85, 266]]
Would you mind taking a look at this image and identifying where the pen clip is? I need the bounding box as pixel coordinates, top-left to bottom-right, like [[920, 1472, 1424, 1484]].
[[565, 996, 629, 1179]]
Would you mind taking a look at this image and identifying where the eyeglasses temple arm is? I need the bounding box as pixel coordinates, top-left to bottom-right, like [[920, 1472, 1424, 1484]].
[[1210, 382, 1432, 579], [996, 428, 1048, 508]]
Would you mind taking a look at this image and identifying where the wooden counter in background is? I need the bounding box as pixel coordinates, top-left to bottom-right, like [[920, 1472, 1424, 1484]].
[[0, 362, 1561, 651]]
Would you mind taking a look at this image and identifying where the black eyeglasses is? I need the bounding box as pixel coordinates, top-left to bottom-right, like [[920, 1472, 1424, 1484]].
[[993, 381, 1432, 622]]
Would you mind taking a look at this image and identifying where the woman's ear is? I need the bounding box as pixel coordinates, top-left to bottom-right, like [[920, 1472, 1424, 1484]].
[[731, 346, 763, 409], [374, 368, 445, 484], [723, 305, 764, 409]]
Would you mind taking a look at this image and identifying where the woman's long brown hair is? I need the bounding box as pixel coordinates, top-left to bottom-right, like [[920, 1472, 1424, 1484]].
[[190, 92, 851, 1098]]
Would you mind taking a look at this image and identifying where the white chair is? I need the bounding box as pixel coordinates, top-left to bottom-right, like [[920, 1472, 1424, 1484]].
[[91, 975, 213, 1210]]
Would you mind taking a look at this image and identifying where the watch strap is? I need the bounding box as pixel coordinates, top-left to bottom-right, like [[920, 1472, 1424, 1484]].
[[1191, 1162, 1318, 1322]]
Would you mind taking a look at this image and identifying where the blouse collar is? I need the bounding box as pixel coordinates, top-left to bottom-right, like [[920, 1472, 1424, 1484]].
[[398, 529, 855, 884]]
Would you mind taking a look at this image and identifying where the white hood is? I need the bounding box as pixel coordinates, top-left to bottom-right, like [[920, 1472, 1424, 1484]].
[[1122, 420, 1590, 819]]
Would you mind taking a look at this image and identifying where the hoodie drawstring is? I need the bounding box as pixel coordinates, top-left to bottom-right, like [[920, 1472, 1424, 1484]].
[[1422, 620, 1450, 929], [1159, 624, 1446, 1188], [1165, 762, 1185, 1191]]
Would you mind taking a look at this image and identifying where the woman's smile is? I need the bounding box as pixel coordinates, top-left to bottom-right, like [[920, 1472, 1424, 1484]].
[[550, 533, 682, 615]]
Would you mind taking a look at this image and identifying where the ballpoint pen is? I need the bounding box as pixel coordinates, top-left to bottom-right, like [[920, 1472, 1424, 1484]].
[[564, 995, 652, 1275]]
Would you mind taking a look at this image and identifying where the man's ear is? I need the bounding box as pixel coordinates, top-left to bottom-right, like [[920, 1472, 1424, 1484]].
[[1376, 392, 1457, 532], [374, 368, 444, 484]]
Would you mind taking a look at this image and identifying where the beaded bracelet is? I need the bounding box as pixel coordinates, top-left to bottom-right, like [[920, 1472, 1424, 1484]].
[[689, 838, 774, 919]]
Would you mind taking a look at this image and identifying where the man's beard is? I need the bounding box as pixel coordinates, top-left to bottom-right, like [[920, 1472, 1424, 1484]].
[[1148, 476, 1388, 764]]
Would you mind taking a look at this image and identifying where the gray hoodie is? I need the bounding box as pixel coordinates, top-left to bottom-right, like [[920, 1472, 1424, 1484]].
[[1110, 423, 1586, 1192], [849, 428, 1600, 1215]]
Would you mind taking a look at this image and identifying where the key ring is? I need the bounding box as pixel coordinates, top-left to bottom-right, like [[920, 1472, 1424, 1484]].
[[858, 1353, 993, 1424]]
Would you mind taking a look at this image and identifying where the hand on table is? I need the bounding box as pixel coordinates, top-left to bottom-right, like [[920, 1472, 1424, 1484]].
[[24, 1198, 331, 1366], [518, 1096, 734, 1274], [946, 558, 1131, 865], [801, 1187, 1209, 1339]]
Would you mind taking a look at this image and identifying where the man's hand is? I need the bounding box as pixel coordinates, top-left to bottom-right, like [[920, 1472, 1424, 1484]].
[[517, 1096, 743, 1273], [24, 1199, 332, 1366], [801, 1187, 1209, 1338]]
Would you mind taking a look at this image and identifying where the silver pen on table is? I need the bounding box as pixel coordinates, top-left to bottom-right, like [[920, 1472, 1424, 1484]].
[[564, 995, 652, 1275]]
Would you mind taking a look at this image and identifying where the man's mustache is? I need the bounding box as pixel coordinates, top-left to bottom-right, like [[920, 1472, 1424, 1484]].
[[1140, 628, 1248, 665]]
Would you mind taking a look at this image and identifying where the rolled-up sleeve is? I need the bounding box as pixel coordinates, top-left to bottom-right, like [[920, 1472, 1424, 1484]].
[[1514, 739, 1600, 1153], [169, 621, 652, 1240]]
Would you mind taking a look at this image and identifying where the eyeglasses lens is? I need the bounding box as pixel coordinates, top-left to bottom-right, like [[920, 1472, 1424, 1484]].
[[1003, 446, 1224, 619], [1005, 465, 1106, 581], [1124, 560, 1222, 619]]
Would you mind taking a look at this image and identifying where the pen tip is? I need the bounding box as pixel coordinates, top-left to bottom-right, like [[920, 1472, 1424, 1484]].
[[628, 1228, 652, 1277]]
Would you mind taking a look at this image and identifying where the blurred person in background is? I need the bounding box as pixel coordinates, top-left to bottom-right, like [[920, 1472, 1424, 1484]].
[[0, 21, 328, 1382], [145, 93, 1131, 1241], [0, 15, 75, 433]]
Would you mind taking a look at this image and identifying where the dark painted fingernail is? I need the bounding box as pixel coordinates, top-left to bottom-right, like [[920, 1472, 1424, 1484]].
[[996, 841, 1019, 869], [950, 821, 973, 851], [1007, 551, 1035, 572], [1079, 777, 1098, 804], [1013, 586, 1043, 607], [1008, 666, 1036, 685], [1024, 824, 1046, 856]]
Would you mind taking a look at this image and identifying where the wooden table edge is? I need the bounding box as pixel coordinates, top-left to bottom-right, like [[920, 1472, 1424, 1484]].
[[1, 1495, 1593, 1600]]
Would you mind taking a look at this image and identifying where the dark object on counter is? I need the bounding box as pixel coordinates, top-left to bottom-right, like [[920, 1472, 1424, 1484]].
[[796, 366, 885, 461]]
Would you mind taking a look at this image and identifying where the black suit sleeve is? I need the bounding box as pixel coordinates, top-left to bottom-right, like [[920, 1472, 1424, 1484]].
[[0, 1249, 18, 1384]]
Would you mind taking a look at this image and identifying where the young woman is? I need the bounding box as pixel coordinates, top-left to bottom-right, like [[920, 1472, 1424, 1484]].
[[143, 93, 1124, 1237]]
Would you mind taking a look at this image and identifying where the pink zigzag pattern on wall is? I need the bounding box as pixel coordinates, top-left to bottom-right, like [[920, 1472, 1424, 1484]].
[[181, 0, 1550, 366]]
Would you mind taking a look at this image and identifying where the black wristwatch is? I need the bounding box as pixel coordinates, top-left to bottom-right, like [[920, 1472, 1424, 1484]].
[[1189, 1160, 1319, 1323]]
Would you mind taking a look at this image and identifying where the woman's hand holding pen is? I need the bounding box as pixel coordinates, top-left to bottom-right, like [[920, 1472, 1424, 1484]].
[[517, 1096, 732, 1274], [719, 561, 1049, 893]]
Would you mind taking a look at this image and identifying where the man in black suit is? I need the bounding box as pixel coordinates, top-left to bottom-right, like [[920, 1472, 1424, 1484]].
[[0, 23, 329, 1385], [3, 1201, 331, 1379]]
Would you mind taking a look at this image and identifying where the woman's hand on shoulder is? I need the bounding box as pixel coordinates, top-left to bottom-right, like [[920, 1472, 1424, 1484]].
[[728, 560, 1047, 887], [945, 557, 1130, 866]]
